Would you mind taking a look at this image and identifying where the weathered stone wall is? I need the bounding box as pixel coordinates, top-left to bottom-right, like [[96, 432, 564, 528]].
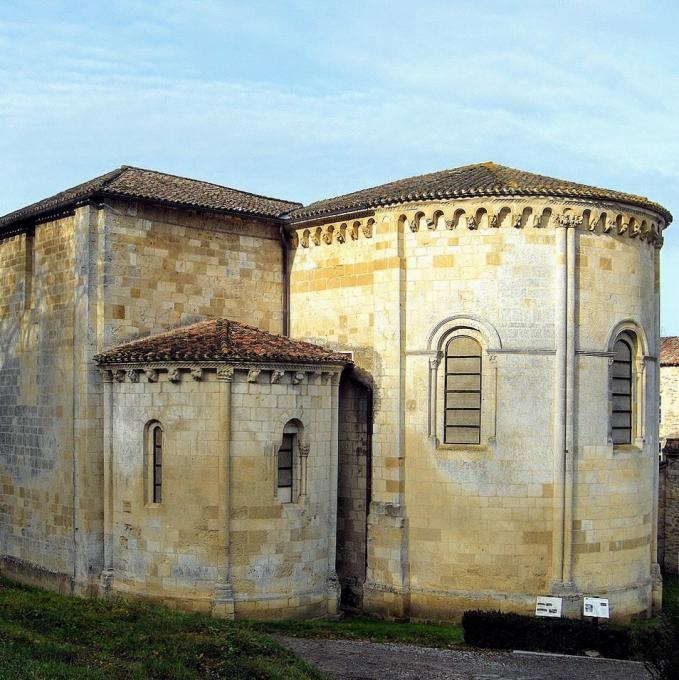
[[659, 453, 679, 575], [107, 365, 340, 618], [337, 374, 371, 610], [0, 216, 82, 590], [102, 200, 285, 347], [1, 199, 288, 595], [289, 199, 663, 621], [661, 366, 679, 440], [229, 367, 339, 619]]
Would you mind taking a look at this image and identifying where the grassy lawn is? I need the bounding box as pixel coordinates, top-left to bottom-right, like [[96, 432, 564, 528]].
[[252, 615, 464, 648], [0, 577, 323, 679]]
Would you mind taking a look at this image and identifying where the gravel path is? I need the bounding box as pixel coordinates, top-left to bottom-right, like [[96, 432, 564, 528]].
[[280, 636, 651, 680]]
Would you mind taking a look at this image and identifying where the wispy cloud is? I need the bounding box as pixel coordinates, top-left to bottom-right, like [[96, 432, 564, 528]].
[[1, 0, 679, 328]]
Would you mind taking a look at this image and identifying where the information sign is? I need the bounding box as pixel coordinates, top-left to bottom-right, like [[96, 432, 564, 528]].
[[535, 596, 562, 618], [583, 597, 610, 618]]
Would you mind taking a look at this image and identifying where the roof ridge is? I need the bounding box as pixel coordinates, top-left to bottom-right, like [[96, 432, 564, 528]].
[[112, 165, 301, 207]]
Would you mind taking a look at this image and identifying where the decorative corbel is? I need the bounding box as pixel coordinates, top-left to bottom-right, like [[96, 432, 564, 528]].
[[532, 213, 543, 228], [444, 217, 455, 230], [311, 229, 321, 246], [361, 222, 373, 238], [292, 371, 305, 385], [513, 213, 523, 229], [408, 218, 418, 233], [247, 368, 261, 383], [145, 368, 158, 383], [604, 219, 615, 233], [270, 369, 285, 384], [466, 216, 478, 230], [489, 214, 499, 228], [127, 369, 139, 383], [322, 229, 333, 245], [321, 371, 332, 384], [426, 217, 436, 230], [190, 367, 203, 381], [114, 369, 126, 383], [217, 365, 235, 382], [168, 367, 181, 383], [618, 221, 629, 235], [300, 230, 310, 248]]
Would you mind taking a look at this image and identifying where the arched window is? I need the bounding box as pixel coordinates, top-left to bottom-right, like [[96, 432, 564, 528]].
[[444, 336, 482, 444], [277, 427, 295, 503], [611, 335, 634, 445], [146, 422, 163, 504]]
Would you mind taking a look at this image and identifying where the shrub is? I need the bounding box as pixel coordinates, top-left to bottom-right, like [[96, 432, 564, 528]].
[[462, 610, 633, 659]]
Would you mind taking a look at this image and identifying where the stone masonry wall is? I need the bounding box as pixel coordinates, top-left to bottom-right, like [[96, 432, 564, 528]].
[[337, 374, 371, 610], [109, 365, 340, 618], [102, 200, 285, 348], [0, 217, 80, 590], [661, 366, 679, 440]]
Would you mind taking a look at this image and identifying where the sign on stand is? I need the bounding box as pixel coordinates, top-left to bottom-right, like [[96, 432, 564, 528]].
[[535, 596, 562, 617], [583, 597, 609, 618]]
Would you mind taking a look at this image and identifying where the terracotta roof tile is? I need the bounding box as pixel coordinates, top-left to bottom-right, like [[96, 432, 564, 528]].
[[94, 318, 351, 366], [661, 337, 679, 366], [288, 162, 672, 223], [0, 166, 301, 230]]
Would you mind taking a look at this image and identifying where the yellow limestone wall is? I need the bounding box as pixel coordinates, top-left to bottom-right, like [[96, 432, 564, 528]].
[[0, 200, 286, 595], [289, 199, 665, 621], [106, 365, 340, 618], [661, 365, 679, 440]]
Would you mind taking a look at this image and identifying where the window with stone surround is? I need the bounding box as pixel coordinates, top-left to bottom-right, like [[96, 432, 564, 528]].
[[611, 333, 635, 445], [444, 336, 482, 444], [427, 316, 500, 450], [145, 421, 163, 504], [277, 432, 294, 503]]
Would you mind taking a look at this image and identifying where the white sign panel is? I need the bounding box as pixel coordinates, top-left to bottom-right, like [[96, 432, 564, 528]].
[[583, 597, 610, 618], [535, 596, 562, 618]]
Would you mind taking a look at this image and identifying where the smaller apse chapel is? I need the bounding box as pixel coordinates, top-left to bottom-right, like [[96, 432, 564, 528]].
[[0, 161, 672, 622]]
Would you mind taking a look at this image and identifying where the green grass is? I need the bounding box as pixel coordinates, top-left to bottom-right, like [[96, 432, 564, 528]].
[[0, 577, 324, 679], [252, 615, 464, 648]]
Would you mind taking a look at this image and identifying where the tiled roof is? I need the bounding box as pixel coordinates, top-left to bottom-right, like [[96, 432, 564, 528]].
[[288, 162, 672, 223], [95, 318, 351, 366], [661, 337, 679, 366], [0, 166, 301, 229]]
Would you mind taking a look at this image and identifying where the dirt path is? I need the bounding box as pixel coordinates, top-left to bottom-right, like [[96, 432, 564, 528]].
[[280, 636, 651, 680]]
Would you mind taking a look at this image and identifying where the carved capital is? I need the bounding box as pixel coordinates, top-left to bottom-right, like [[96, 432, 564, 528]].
[[270, 369, 285, 384], [247, 368, 261, 383], [292, 371, 305, 385], [168, 367, 181, 383], [429, 355, 441, 370], [190, 367, 203, 381], [145, 368, 158, 383], [217, 366, 235, 382], [300, 443, 310, 458]]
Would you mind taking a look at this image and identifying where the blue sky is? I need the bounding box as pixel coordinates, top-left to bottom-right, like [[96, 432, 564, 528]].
[[1, 0, 678, 332]]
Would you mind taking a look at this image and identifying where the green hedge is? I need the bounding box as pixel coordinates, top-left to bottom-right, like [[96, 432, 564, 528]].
[[462, 610, 634, 659]]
